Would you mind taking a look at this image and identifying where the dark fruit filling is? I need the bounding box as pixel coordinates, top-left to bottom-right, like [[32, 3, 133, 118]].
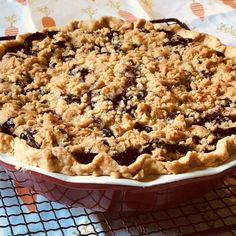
[[142, 139, 189, 155], [64, 94, 81, 104], [163, 36, 193, 47], [195, 112, 230, 126], [201, 70, 214, 78], [20, 128, 40, 149], [112, 148, 140, 166], [0, 118, 15, 135], [102, 127, 114, 137], [213, 127, 236, 139], [134, 123, 152, 133], [111, 139, 189, 166], [68, 65, 89, 80], [72, 152, 97, 164], [215, 51, 225, 57]]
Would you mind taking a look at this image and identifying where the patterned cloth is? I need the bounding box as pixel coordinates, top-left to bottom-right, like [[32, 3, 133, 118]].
[[0, 0, 236, 235], [0, 0, 236, 45]]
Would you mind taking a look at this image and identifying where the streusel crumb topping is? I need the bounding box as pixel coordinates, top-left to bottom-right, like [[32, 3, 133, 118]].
[[0, 17, 236, 179]]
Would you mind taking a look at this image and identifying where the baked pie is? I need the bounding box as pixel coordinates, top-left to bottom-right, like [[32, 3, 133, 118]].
[[0, 16, 236, 180]]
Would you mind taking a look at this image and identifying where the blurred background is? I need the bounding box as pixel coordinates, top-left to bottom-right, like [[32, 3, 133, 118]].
[[0, 0, 236, 45]]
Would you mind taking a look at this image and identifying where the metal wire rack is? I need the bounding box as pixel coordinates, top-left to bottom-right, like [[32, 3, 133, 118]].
[[0, 167, 235, 236]]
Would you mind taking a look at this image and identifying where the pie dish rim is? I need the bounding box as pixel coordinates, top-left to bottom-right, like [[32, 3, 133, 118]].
[[0, 152, 236, 189]]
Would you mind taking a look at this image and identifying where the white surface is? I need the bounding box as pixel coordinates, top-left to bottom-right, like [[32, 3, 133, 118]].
[[1, 153, 236, 187]]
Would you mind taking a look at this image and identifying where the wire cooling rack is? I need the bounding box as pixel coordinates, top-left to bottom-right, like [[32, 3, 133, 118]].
[[0, 167, 235, 236]]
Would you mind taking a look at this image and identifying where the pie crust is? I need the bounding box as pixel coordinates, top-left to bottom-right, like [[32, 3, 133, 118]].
[[0, 16, 236, 180]]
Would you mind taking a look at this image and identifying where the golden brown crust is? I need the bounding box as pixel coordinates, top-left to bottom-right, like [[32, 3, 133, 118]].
[[0, 16, 236, 180]]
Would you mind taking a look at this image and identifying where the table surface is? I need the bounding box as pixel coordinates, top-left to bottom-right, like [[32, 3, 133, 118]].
[[0, 1, 236, 235], [0, 167, 235, 235]]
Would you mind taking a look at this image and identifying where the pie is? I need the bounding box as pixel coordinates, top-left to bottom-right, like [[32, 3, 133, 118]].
[[0, 16, 236, 180]]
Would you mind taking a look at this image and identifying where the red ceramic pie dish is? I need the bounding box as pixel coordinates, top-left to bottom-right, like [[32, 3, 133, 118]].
[[0, 154, 236, 211]]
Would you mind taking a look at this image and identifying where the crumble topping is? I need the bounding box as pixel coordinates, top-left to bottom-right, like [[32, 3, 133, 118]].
[[0, 17, 236, 179]]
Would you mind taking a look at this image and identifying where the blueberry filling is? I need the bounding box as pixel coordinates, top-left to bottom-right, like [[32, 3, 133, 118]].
[[68, 65, 89, 80], [215, 51, 225, 57], [124, 66, 139, 86], [195, 126, 236, 153], [20, 128, 40, 149], [72, 152, 97, 164], [102, 127, 114, 137], [6, 44, 25, 54], [112, 148, 140, 166], [125, 104, 137, 116], [6, 31, 62, 56], [49, 62, 57, 68], [92, 44, 102, 52], [64, 94, 81, 104], [93, 117, 114, 137], [47, 30, 59, 39], [24, 32, 46, 44], [132, 43, 140, 49], [163, 37, 193, 47], [123, 65, 140, 86], [106, 30, 120, 41], [21, 71, 33, 84], [167, 111, 181, 120], [195, 112, 230, 126], [182, 79, 192, 91], [113, 45, 121, 52], [192, 126, 236, 152], [213, 127, 236, 139], [23, 32, 47, 55], [134, 123, 152, 133], [93, 116, 102, 125], [67, 65, 78, 76], [108, 31, 122, 51], [124, 66, 136, 79], [137, 91, 147, 100], [72, 137, 190, 166], [102, 140, 110, 146], [112, 139, 189, 166], [92, 43, 110, 54], [201, 70, 214, 78], [142, 139, 189, 155], [79, 68, 89, 81], [218, 98, 232, 108], [53, 41, 66, 48], [16, 72, 33, 87], [112, 92, 137, 115], [23, 87, 44, 95], [192, 135, 202, 145], [87, 91, 95, 108], [61, 54, 75, 62], [1, 118, 15, 135], [112, 93, 128, 107], [5, 32, 46, 55], [204, 145, 217, 153]]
